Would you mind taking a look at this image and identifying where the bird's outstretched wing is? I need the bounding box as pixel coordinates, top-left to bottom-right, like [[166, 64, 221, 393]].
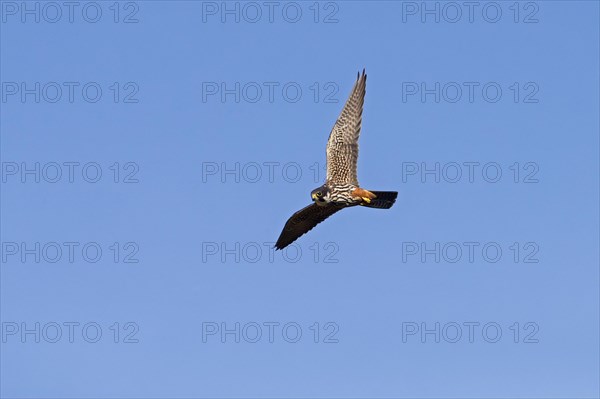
[[326, 69, 367, 186], [275, 203, 343, 250]]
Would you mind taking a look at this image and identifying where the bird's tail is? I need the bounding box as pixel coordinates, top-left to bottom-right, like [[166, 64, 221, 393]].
[[362, 191, 398, 209]]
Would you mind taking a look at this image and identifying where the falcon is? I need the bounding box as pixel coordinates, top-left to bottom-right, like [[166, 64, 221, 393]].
[[275, 69, 397, 250]]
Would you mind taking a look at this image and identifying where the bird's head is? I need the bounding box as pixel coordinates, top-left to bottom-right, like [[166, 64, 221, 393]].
[[311, 185, 330, 206]]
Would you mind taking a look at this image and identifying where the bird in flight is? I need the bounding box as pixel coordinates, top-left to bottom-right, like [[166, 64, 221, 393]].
[[275, 69, 398, 250]]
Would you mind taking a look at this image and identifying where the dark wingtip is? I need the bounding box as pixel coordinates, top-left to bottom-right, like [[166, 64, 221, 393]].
[[274, 242, 285, 251], [357, 68, 366, 82]]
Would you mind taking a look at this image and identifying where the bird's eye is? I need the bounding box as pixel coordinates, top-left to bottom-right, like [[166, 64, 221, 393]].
[[317, 191, 322, 197]]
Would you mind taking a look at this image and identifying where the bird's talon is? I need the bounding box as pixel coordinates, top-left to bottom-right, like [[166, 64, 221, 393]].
[[362, 197, 371, 204]]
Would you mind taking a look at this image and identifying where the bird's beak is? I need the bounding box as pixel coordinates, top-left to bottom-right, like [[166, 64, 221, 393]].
[[311, 193, 317, 201]]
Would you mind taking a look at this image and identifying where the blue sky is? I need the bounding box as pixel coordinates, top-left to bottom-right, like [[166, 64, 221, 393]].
[[1, 1, 599, 398]]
